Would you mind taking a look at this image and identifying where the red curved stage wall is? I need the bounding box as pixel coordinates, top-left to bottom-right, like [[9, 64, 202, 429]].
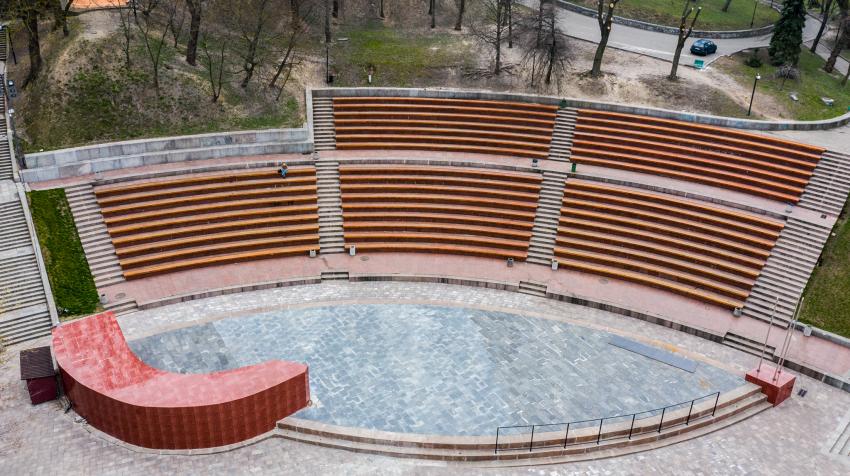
[[53, 312, 309, 449]]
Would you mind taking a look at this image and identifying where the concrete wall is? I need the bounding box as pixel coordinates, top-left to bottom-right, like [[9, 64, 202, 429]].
[[21, 128, 312, 182], [311, 87, 850, 131]]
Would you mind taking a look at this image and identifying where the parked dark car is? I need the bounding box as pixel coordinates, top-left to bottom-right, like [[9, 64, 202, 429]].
[[690, 39, 718, 56]]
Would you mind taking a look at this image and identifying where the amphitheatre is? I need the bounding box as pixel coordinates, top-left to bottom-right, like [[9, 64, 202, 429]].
[[2, 1, 850, 474]]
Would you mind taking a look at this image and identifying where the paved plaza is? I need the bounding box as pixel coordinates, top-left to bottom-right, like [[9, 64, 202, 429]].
[[2, 281, 849, 474], [129, 304, 740, 436]]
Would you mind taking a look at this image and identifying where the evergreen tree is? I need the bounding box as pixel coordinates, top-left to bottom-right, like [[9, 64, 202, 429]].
[[768, 0, 807, 66]]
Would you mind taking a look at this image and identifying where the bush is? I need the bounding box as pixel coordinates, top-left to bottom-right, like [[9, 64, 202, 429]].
[[745, 49, 763, 68], [28, 190, 99, 317]]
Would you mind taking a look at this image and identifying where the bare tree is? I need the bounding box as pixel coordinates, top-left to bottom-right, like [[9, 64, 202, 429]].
[[22, 2, 43, 87], [185, 0, 203, 65], [468, 0, 509, 75], [521, 0, 570, 86], [811, 0, 835, 52], [590, 0, 620, 77], [669, 1, 701, 80], [132, 0, 176, 92], [199, 34, 227, 102], [114, 0, 135, 69], [166, 0, 188, 48], [455, 0, 465, 30], [220, 0, 285, 88], [269, 7, 311, 91]]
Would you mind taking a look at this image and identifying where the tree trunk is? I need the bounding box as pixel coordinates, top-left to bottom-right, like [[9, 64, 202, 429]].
[[23, 8, 42, 87], [824, 16, 848, 72], [454, 0, 464, 30], [545, 27, 555, 84], [186, 0, 202, 66], [722, 0, 733, 12], [507, 0, 512, 48], [591, 30, 610, 77], [494, 0, 503, 74], [430, 0, 436, 28], [380, 0, 385, 18], [325, 0, 332, 43], [51, 0, 69, 36], [811, 0, 833, 52]]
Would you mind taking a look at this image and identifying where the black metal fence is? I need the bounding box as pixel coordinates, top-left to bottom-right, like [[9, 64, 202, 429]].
[[494, 391, 721, 453]]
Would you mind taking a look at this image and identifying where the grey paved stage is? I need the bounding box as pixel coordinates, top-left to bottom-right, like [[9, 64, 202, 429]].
[[129, 304, 740, 436]]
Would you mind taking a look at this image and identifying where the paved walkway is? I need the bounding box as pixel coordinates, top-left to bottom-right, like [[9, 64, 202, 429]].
[[3, 282, 850, 474]]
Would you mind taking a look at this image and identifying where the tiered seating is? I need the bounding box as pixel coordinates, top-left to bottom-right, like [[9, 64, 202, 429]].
[[95, 167, 320, 279], [340, 165, 542, 260], [555, 180, 784, 309], [570, 109, 825, 202], [332, 97, 558, 159]]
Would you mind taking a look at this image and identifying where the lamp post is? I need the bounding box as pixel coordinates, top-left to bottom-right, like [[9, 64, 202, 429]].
[[747, 73, 761, 116], [750, 0, 758, 28]]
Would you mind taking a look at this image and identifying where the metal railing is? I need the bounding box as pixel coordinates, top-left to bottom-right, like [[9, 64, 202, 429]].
[[494, 391, 721, 453]]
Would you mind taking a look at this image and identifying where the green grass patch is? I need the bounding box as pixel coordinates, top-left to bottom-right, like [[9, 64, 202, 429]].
[[28, 189, 99, 318], [717, 48, 850, 120], [801, 209, 850, 337], [331, 24, 472, 87], [575, 0, 779, 30]]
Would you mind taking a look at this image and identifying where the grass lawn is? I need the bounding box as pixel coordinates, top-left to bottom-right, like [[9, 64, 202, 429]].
[[716, 48, 850, 120], [28, 189, 99, 318], [801, 209, 850, 337], [330, 24, 472, 87], [575, 0, 779, 30]]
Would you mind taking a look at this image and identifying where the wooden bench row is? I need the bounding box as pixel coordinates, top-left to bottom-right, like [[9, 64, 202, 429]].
[[333, 96, 559, 113], [95, 168, 315, 197]]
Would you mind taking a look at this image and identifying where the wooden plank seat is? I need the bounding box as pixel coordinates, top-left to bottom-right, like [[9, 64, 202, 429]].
[[554, 257, 743, 309], [572, 137, 812, 188], [567, 180, 784, 231], [111, 215, 319, 246], [115, 224, 320, 257], [107, 209, 317, 236], [570, 146, 804, 196], [343, 193, 538, 212], [345, 231, 527, 251], [555, 236, 755, 289], [563, 189, 782, 239], [573, 127, 816, 178], [343, 202, 535, 221], [346, 242, 527, 260], [105, 200, 318, 226], [554, 247, 750, 300], [120, 235, 319, 270], [333, 111, 555, 129], [341, 184, 539, 202], [560, 209, 771, 259], [562, 199, 777, 250], [577, 109, 825, 159], [332, 96, 559, 113], [335, 142, 549, 159], [97, 176, 316, 206], [342, 212, 533, 230], [336, 134, 551, 152], [339, 165, 543, 183], [558, 220, 766, 271], [339, 174, 542, 193], [569, 155, 800, 203], [100, 189, 317, 216], [343, 222, 533, 241], [333, 103, 557, 120], [334, 126, 553, 144], [122, 245, 316, 280], [95, 168, 315, 197], [334, 119, 554, 136]]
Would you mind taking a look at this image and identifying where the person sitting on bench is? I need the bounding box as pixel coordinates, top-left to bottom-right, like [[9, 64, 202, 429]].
[[278, 162, 288, 178]]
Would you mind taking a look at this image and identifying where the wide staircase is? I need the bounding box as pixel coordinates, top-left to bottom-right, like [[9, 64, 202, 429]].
[[0, 88, 13, 181], [332, 96, 558, 159], [526, 170, 569, 265], [798, 150, 850, 216], [742, 217, 832, 326], [65, 184, 125, 288], [0, 199, 53, 345], [339, 164, 542, 260], [570, 109, 825, 202], [94, 167, 321, 279], [555, 179, 785, 309], [315, 156, 345, 253], [312, 97, 336, 151], [548, 108, 577, 162]]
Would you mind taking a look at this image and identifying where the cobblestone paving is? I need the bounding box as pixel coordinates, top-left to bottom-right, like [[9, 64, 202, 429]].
[[129, 304, 740, 436], [2, 282, 849, 474]]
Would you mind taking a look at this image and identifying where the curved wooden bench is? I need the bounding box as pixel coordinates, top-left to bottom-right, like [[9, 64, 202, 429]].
[[348, 242, 527, 260], [339, 165, 543, 183], [123, 245, 316, 279], [336, 134, 551, 152], [345, 231, 527, 251], [100, 188, 317, 215], [334, 103, 557, 120], [333, 96, 559, 113], [120, 236, 319, 269], [108, 209, 317, 236], [577, 109, 824, 158], [339, 174, 542, 193], [333, 111, 555, 128], [554, 256, 744, 309], [344, 222, 532, 241], [335, 126, 553, 144], [560, 209, 771, 259], [341, 184, 539, 202], [115, 224, 320, 258], [344, 202, 535, 221], [95, 168, 315, 196], [336, 141, 550, 159], [104, 201, 318, 226], [344, 193, 538, 211], [342, 211, 534, 230], [569, 155, 800, 203], [573, 127, 815, 178], [335, 119, 554, 136], [112, 215, 319, 245]]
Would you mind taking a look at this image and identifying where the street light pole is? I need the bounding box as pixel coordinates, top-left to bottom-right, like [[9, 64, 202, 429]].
[[747, 74, 761, 116], [750, 0, 758, 28]]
